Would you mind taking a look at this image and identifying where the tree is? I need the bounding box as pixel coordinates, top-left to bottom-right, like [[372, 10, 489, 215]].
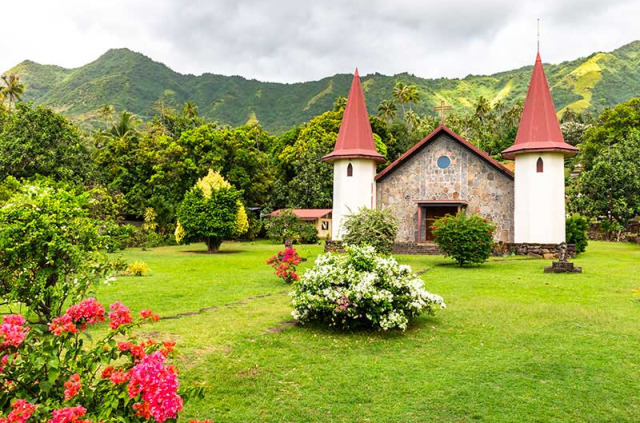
[[0, 183, 113, 322], [175, 170, 248, 253], [377, 100, 397, 122], [570, 132, 640, 232], [0, 103, 90, 181], [0, 74, 25, 112], [392, 81, 410, 115], [97, 104, 115, 130], [181, 101, 199, 119]]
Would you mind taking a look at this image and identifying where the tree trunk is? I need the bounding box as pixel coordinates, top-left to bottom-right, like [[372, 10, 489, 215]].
[[206, 237, 223, 253]]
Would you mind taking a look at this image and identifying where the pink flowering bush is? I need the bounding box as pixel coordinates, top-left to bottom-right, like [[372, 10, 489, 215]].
[[266, 248, 302, 283], [0, 298, 203, 423]]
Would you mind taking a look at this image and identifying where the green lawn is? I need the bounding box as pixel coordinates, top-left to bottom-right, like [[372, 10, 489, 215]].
[[98, 240, 640, 423]]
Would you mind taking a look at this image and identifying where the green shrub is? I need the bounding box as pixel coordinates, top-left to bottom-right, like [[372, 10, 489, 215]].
[[265, 209, 319, 244], [432, 211, 496, 266], [566, 215, 589, 253], [291, 245, 445, 330], [125, 261, 149, 276], [341, 207, 399, 254], [0, 183, 113, 322]]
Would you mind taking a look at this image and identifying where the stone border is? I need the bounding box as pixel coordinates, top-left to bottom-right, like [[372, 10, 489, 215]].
[[392, 242, 440, 255], [496, 243, 577, 259]]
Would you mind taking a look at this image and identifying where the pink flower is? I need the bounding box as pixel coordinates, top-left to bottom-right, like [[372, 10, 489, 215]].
[[48, 406, 86, 423], [108, 302, 133, 330], [64, 374, 82, 400], [128, 352, 183, 423], [49, 299, 106, 336], [110, 370, 130, 385], [3, 399, 36, 423], [1, 315, 29, 348], [140, 309, 161, 322], [66, 298, 105, 330], [49, 315, 78, 336]]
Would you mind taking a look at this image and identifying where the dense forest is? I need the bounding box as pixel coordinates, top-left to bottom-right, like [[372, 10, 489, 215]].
[[4, 40, 640, 133], [1, 57, 639, 244]]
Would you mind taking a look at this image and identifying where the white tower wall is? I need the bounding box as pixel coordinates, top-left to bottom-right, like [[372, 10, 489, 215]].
[[331, 159, 377, 240], [514, 152, 566, 243]]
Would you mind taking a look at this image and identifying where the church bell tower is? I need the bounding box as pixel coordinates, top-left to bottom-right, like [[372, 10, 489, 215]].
[[322, 69, 386, 240], [502, 52, 578, 244]]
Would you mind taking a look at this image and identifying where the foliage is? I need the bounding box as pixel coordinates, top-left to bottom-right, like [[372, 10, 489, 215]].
[[0, 103, 90, 182], [0, 184, 114, 322], [341, 207, 399, 254], [126, 261, 149, 276], [11, 42, 640, 135], [175, 170, 248, 253], [291, 245, 445, 330], [0, 298, 205, 423], [93, 116, 273, 229], [570, 132, 640, 229], [265, 209, 319, 244], [566, 215, 589, 254], [266, 248, 302, 284], [432, 211, 496, 266]]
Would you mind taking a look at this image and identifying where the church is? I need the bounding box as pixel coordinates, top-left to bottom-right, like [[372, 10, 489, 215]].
[[322, 51, 578, 255]]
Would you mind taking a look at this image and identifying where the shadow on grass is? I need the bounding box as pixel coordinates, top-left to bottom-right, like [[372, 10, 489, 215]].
[[182, 250, 245, 255], [289, 314, 444, 340]]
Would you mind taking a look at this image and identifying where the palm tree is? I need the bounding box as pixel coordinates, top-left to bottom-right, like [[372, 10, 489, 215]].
[[377, 100, 397, 122], [405, 84, 420, 112], [182, 101, 198, 119], [404, 110, 420, 131], [473, 96, 492, 124], [97, 104, 115, 130], [1, 74, 25, 113], [110, 111, 140, 140], [392, 81, 410, 115]]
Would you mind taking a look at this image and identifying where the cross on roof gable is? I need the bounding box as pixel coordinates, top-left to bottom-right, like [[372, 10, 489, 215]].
[[375, 125, 514, 182]]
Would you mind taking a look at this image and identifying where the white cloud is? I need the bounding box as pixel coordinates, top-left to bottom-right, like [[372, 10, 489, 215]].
[[2, 0, 639, 82]]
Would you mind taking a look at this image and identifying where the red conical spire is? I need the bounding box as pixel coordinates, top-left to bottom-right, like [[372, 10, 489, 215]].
[[502, 53, 578, 159], [323, 69, 386, 164]]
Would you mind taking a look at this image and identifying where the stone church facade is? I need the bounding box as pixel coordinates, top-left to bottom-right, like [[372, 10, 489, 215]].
[[375, 126, 515, 246]]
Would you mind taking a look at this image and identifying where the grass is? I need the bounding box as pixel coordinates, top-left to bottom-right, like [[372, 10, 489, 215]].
[[98, 240, 640, 422]]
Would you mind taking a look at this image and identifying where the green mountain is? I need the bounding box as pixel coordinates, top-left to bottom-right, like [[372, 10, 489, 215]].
[[4, 41, 640, 133]]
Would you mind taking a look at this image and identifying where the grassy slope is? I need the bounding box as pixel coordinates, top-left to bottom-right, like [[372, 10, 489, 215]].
[[4, 41, 640, 133], [98, 240, 640, 423]]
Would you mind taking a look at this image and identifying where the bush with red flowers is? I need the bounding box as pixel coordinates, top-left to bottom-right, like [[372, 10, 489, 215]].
[[0, 298, 204, 423], [432, 211, 496, 266], [266, 248, 302, 283]]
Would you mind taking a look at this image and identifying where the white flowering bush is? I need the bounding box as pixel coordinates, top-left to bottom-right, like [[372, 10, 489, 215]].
[[291, 245, 445, 330]]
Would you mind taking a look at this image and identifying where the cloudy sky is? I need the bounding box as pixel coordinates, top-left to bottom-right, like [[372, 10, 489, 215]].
[[2, 0, 639, 83]]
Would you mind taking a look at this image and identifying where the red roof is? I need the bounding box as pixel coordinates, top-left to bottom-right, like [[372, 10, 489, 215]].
[[376, 125, 514, 182], [502, 53, 578, 159], [266, 209, 332, 221], [322, 69, 386, 164]]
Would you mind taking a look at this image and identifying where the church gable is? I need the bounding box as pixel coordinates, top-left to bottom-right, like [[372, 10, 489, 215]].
[[376, 126, 513, 182], [376, 128, 514, 244]]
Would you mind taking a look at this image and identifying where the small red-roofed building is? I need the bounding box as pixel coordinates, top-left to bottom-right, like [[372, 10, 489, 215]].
[[266, 209, 333, 239]]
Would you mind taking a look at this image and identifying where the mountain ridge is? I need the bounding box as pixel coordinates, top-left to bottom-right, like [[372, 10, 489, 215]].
[[4, 41, 640, 133]]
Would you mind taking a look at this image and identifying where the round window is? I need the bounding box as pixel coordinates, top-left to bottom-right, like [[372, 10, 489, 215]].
[[437, 156, 451, 169]]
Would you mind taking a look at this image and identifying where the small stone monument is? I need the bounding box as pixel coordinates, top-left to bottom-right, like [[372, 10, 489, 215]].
[[544, 242, 582, 273]]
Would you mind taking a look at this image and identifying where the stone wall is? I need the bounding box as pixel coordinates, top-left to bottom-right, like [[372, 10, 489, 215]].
[[496, 243, 577, 259], [376, 133, 515, 243], [392, 242, 440, 255]]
